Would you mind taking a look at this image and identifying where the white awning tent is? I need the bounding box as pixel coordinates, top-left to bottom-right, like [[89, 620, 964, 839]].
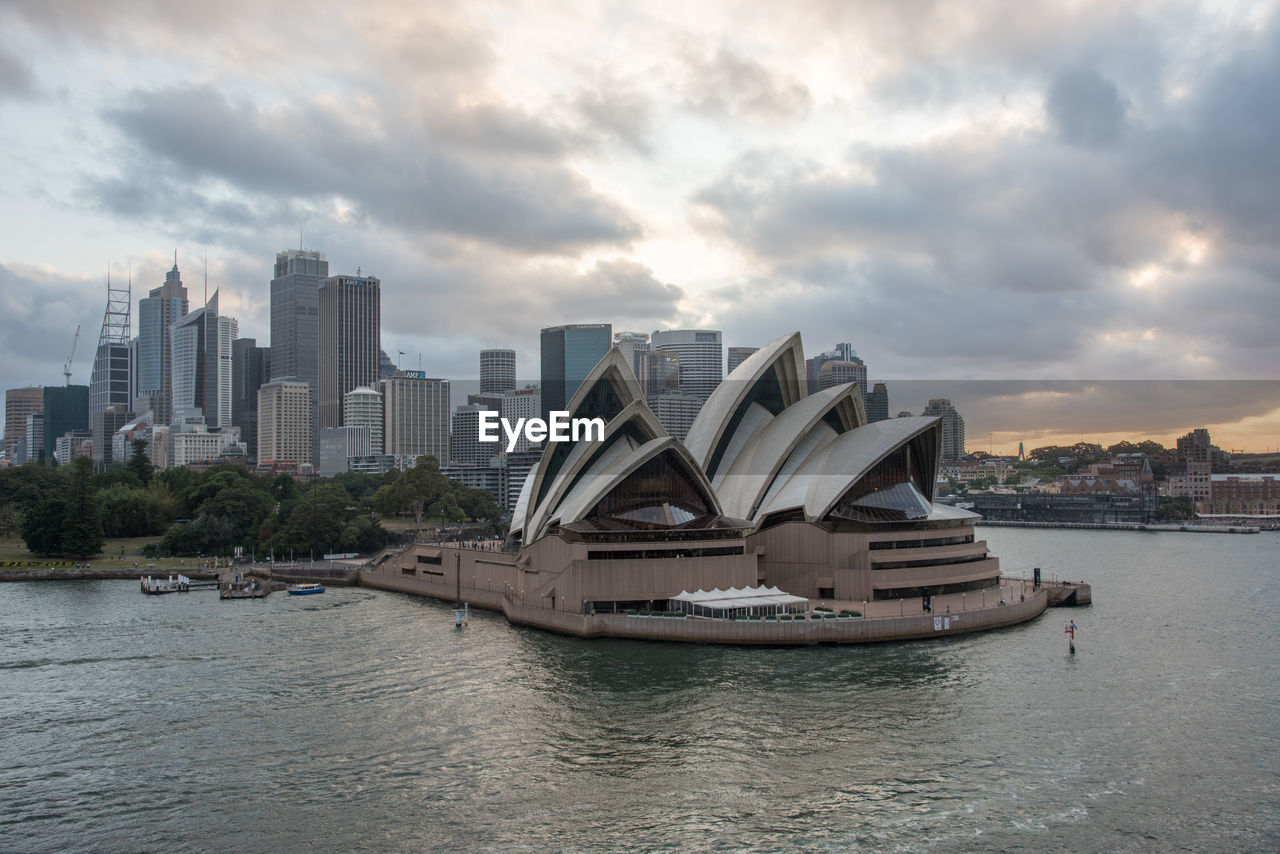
[[670, 585, 810, 618]]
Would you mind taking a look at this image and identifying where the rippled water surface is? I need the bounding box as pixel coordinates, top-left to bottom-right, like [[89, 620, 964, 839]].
[[1, 528, 1278, 852]]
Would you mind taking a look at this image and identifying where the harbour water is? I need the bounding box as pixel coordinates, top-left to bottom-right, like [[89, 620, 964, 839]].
[[1, 528, 1277, 852]]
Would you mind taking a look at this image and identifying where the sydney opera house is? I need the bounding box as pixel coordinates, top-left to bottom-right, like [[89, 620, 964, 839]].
[[361, 333, 1054, 643]]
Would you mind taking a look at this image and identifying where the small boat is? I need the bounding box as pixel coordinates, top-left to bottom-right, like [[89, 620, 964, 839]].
[[287, 583, 325, 596]]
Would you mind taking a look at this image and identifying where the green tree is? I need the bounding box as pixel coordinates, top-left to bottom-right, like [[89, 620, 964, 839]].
[[0, 502, 20, 538], [61, 457, 104, 558], [272, 472, 299, 501], [373, 456, 449, 528], [20, 499, 67, 555], [127, 438, 154, 486]]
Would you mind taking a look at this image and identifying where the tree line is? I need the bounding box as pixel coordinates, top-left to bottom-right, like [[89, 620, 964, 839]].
[[1, 440, 504, 559]]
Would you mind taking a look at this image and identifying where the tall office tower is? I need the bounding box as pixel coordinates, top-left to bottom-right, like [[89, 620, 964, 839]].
[[817, 359, 867, 394], [480, 349, 517, 394], [651, 329, 723, 402], [91, 404, 132, 464], [318, 273, 380, 429], [257, 379, 313, 466], [42, 385, 89, 460], [232, 338, 271, 462], [212, 313, 237, 427], [727, 346, 758, 376], [381, 371, 450, 468], [922, 398, 966, 461], [89, 270, 132, 417], [805, 342, 860, 395], [613, 332, 650, 383], [4, 387, 43, 458], [135, 259, 189, 422], [24, 412, 44, 463], [343, 386, 383, 455], [451, 403, 497, 467], [539, 323, 611, 423], [269, 249, 328, 387], [645, 351, 680, 398], [648, 390, 703, 441], [499, 386, 540, 454], [171, 291, 237, 427], [865, 382, 889, 423]]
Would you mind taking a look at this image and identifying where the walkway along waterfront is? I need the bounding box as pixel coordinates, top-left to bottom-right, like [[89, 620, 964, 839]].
[[358, 543, 1079, 644]]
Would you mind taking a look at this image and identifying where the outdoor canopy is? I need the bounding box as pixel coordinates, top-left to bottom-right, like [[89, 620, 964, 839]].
[[671, 585, 809, 615]]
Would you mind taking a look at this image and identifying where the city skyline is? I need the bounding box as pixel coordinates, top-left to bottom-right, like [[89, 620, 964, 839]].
[[2, 2, 1280, 453]]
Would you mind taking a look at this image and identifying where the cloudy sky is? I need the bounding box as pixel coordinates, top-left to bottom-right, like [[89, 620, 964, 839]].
[[2, 0, 1278, 453]]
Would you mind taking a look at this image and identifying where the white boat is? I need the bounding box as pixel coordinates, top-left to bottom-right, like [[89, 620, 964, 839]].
[[287, 583, 325, 596]]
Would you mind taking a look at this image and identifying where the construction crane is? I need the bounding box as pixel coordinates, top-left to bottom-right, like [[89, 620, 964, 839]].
[[63, 324, 80, 386]]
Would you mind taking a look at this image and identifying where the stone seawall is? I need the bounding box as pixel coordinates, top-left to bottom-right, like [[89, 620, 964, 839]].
[[359, 566, 1050, 645], [0, 568, 219, 582]]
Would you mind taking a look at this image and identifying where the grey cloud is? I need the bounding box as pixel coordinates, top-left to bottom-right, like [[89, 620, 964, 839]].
[[691, 22, 1280, 382], [681, 46, 812, 122], [575, 81, 655, 155], [0, 45, 37, 99], [93, 85, 642, 254], [1140, 24, 1280, 245], [1045, 68, 1127, 146], [0, 265, 102, 389]]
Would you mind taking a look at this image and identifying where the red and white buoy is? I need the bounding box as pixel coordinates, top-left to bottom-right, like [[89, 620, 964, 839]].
[[1064, 619, 1077, 654]]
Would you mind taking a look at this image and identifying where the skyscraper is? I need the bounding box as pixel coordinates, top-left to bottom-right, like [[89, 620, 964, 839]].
[[171, 290, 237, 427], [613, 332, 650, 383], [726, 346, 758, 375], [257, 379, 312, 467], [4, 387, 42, 459], [651, 329, 723, 402], [269, 249, 327, 387], [381, 371, 450, 468], [539, 323, 611, 423], [922, 398, 966, 461], [42, 384, 89, 460], [865, 383, 889, 423], [343, 386, 383, 455], [480, 349, 517, 394], [318, 273, 380, 429], [89, 269, 131, 417], [91, 404, 132, 464], [135, 259, 188, 423], [450, 403, 497, 467], [805, 343, 860, 395], [817, 359, 867, 394], [231, 338, 270, 462]]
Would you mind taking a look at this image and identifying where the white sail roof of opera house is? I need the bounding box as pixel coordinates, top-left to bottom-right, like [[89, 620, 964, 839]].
[[544, 436, 722, 533], [683, 332, 807, 482], [511, 332, 951, 544], [711, 381, 865, 521], [523, 400, 667, 543], [754, 416, 942, 524], [514, 347, 647, 540]]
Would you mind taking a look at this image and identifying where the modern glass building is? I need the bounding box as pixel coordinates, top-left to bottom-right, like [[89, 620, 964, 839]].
[[135, 262, 188, 423], [539, 323, 611, 424], [42, 385, 89, 460], [231, 338, 271, 462], [317, 273, 380, 429]]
